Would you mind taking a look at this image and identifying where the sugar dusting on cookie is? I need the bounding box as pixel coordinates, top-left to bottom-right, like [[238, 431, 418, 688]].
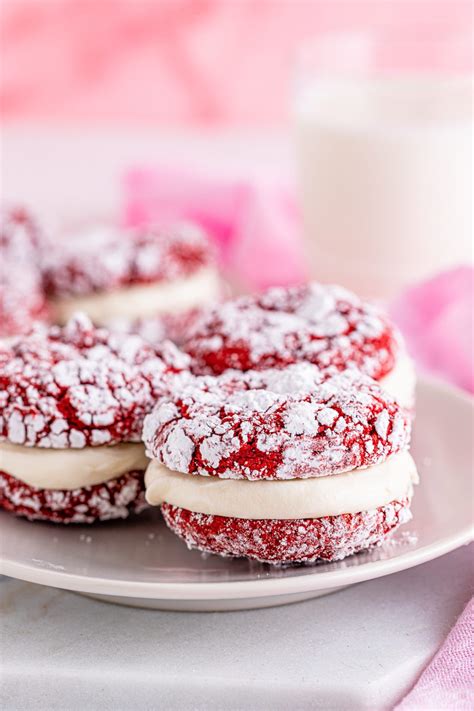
[[184, 283, 399, 380], [0, 314, 189, 448], [143, 364, 410, 480]]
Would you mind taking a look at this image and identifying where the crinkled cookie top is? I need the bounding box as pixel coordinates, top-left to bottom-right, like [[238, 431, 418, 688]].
[[143, 363, 411, 481], [0, 313, 190, 448]]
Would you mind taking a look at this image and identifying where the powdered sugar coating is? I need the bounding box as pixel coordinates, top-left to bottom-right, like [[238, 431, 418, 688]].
[[161, 497, 412, 565], [0, 469, 147, 524], [0, 267, 48, 338], [143, 364, 411, 480], [44, 221, 216, 297], [0, 313, 190, 448], [184, 283, 400, 380], [0, 206, 49, 336], [110, 306, 214, 347]]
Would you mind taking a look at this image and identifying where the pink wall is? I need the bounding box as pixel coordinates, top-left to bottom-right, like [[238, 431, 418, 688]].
[[0, 0, 471, 125]]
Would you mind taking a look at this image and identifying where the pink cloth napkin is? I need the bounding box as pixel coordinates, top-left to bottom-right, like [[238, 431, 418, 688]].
[[124, 164, 473, 707], [395, 598, 474, 710], [391, 266, 474, 394]]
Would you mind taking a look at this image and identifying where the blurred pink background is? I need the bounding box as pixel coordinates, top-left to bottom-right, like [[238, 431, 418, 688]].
[[1, 0, 471, 125]]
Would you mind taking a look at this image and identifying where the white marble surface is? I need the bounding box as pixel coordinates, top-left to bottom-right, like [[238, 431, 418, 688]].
[[1, 544, 472, 711]]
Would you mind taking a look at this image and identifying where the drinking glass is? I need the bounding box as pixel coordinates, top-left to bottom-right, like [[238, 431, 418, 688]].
[[293, 31, 472, 299]]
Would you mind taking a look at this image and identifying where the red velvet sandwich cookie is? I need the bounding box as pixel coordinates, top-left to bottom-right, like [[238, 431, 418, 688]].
[[0, 206, 49, 337], [183, 283, 415, 409], [0, 313, 190, 523], [143, 363, 417, 564], [43, 221, 221, 344]]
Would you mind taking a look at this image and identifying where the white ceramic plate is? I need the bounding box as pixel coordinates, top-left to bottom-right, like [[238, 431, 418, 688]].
[[1, 377, 472, 611]]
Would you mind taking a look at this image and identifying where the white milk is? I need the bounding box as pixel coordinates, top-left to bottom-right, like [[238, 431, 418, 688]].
[[295, 76, 473, 298]]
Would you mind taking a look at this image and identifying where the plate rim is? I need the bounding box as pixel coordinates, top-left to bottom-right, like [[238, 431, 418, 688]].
[[1, 375, 473, 600], [1, 528, 472, 600]]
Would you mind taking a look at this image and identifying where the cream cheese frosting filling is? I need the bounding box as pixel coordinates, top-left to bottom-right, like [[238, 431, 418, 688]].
[[145, 450, 418, 519], [50, 267, 221, 325], [379, 353, 416, 409], [0, 441, 149, 490]]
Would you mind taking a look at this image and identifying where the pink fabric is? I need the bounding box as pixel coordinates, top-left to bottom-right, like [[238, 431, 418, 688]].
[[396, 598, 474, 710], [124, 166, 307, 289], [391, 266, 474, 394], [1, 1, 471, 124]]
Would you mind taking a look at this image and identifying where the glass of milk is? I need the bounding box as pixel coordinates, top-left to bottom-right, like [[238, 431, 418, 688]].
[[293, 32, 473, 299]]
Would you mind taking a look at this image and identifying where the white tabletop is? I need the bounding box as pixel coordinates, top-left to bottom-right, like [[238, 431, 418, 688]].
[[1, 544, 471, 711]]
